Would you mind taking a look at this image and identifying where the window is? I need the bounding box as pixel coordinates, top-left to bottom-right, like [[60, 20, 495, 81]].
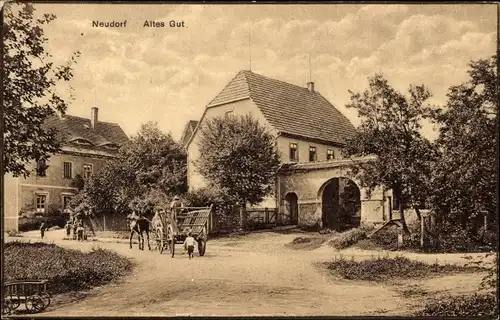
[[309, 146, 317, 162], [63, 162, 72, 179], [36, 159, 47, 177], [62, 195, 73, 213], [36, 194, 47, 213], [393, 195, 400, 210], [289, 142, 298, 162], [327, 149, 335, 160], [83, 164, 93, 179]]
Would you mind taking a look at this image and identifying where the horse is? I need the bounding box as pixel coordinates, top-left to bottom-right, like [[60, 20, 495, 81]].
[[126, 213, 151, 251]]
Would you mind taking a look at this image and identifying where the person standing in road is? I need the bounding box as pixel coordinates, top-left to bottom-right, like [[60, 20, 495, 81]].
[[169, 195, 184, 222], [76, 220, 84, 241], [170, 195, 184, 234], [65, 220, 71, 237], [40, 222, 46, 239]]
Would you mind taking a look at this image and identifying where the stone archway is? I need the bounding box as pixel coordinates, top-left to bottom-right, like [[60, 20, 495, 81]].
[[319, 177, 361, 231], [277, 157, 388, 229], [284, 192, 299, 225]]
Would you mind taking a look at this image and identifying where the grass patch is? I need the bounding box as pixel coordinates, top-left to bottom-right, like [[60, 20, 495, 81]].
[[324, 255, 481, 282], [4, 241, 133, 294], [397, 284, 429, 298], [328, 228, 367, 250], [286, 236, 328, 250], [415, 292, 498, 317]]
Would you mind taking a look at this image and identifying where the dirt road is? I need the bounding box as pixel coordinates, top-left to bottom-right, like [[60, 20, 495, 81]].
[[11, 231, 488, 317]]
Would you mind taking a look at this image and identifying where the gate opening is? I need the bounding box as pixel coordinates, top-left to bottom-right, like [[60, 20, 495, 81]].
[[320, 178, 361, 231]]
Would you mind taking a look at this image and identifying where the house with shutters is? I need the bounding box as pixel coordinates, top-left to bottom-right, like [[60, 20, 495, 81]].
[[4, 107, 129, 231], [185, 70, 393, 229]]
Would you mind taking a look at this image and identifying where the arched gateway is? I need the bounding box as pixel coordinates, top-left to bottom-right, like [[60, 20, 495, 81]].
[[319, 177, 361, 230], [284, 192, 299, 225], [277, 157, 392, 229]]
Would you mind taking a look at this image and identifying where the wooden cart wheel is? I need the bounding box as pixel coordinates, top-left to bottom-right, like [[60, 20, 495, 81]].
[[156, 227, 164, 254], [40, 293, 51, 310], [198, 226, 207, 256], [166, 224, 175, 258], [25, 295, 45, 313], [2, 299, 13, 315], [9, 298, 20, 310]]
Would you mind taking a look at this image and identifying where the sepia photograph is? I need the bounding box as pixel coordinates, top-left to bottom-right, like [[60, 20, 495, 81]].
[[1, 1, 498, 317]]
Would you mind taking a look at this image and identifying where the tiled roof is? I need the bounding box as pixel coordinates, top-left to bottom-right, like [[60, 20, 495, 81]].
[[43, 115, 129, 153], [180, 120, 199, 147], [207, 70, 356, 145]]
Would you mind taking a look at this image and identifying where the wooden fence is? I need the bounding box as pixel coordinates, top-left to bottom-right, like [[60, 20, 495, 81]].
[[246, 208, 290, 229]]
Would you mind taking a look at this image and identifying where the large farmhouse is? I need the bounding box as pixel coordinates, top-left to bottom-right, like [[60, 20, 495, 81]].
[[186, 70, 395, 230], [4, 107, 129, 231]]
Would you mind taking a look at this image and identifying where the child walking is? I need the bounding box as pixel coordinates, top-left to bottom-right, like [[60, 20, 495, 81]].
[[183, 232, 196, 260]]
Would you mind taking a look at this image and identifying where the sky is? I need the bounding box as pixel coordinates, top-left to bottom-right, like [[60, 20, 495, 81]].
[[26, 3, 497, 141]]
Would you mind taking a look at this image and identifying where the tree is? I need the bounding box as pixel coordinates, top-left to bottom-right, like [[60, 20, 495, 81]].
[[430, 55, 497, 237], [195, 114, 280, 228], [69, 159, 134, 217], [3, 2, 80, 177], [70, 174, 85, 191], [72, 122, 187, 216], [121, 121, 187, 196], [343, 74, 438, 233]]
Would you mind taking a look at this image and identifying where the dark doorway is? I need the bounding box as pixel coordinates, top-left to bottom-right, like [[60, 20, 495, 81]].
[[322, 179, 339, 229], [285, 193, 299, 225], [321, 178, 361, 231]]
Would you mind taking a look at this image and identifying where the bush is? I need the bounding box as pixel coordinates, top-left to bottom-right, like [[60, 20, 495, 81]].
[[18, 215, 67, 232], [415, 293, 498, 317], [325, 255, 479, 282], [184, 186, 240, 231], [427, 221, 478, 253], [358, 219, 492, 253], [286, 236, 328, 250], [6, 229, 22, 237], [482, 230, 497, 249], [4, 241, 133, 294], [367, 225, 400, 251], [328, 228, 367, 249]]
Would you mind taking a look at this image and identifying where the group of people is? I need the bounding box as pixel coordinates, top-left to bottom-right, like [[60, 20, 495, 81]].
[[64, 219, 85, 241], [39, 218, 85, 241]]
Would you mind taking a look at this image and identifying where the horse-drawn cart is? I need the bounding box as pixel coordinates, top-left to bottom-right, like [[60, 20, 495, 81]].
[[2, 280, 51, 314], [152, 205, 212, 257]]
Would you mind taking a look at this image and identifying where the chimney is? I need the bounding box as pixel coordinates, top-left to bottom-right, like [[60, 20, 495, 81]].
[[307, 81, 315, 93], [91, 107, 98, 129]]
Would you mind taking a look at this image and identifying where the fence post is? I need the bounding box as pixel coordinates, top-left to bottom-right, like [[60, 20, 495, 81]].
[[265, 208, 269, 224], [239, 206, 244, 231], [103, 215, 106, 232], [397, 227, 404, 249]]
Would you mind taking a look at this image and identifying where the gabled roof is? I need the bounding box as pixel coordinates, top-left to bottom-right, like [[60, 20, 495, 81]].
[[205, 70, 356, 145], [43, 114, 129, 153], [180, 120, 199, 148]]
